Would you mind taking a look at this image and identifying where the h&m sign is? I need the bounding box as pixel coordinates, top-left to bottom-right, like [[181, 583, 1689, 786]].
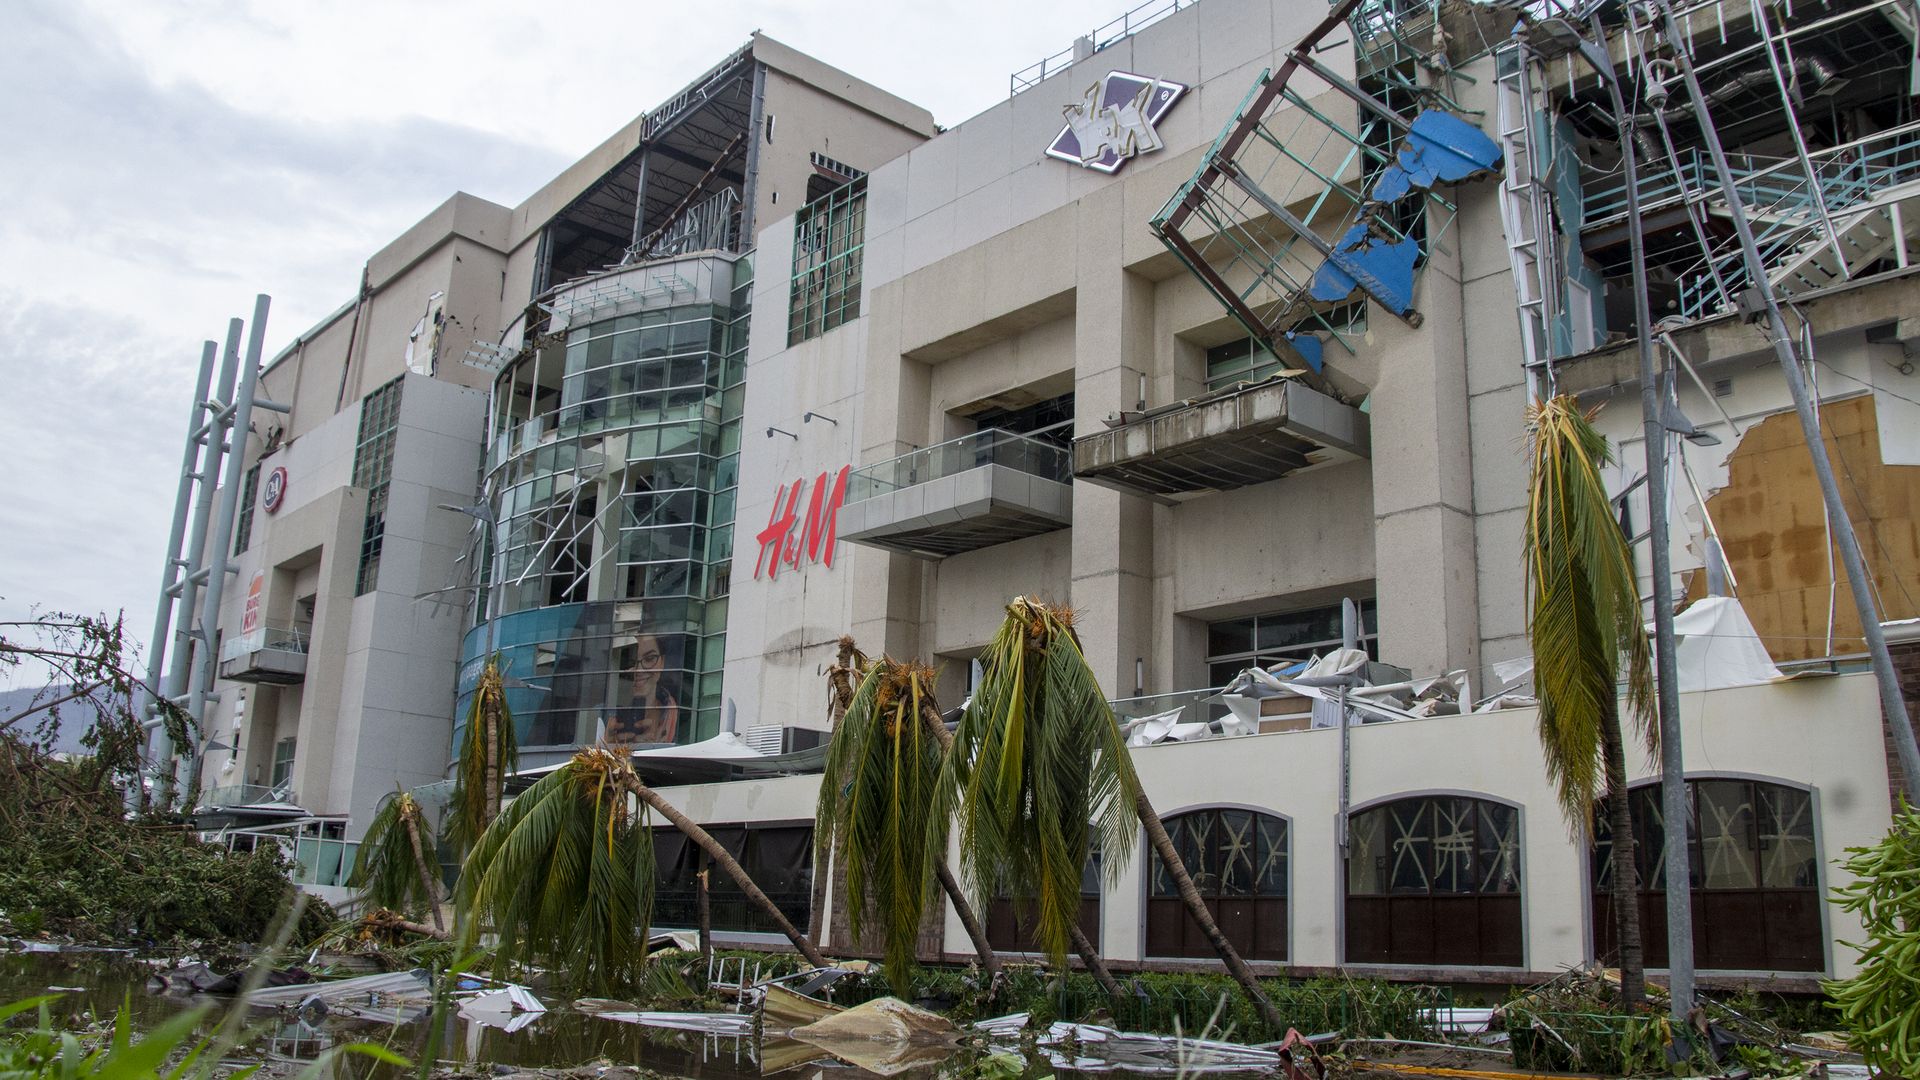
[[753, 465, 851, 580]]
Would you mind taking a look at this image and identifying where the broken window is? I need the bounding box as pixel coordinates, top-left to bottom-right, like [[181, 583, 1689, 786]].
[[1206, 598, 1377, 689], [233, 463, 259, 556], [788, 177, 866, 345], [352, 376, 403, 595]]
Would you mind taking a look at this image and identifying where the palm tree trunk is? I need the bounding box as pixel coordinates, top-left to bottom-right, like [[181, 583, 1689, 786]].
[[812, 639, 863, 945], [401, 808, 445, 933], [934, 857, 1001, 984], [1136, 789, 1285, 1034], [1601, 706, 1646, 1010], [1067, 921, 1125, 998], [625, 777, 831, 968], [482, 690, 502, 827]]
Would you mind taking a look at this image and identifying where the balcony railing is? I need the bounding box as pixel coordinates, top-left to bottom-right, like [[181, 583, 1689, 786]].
[[838, 429, 1075, 559], [219, 620, 310, 663], [845, 428, 1072, 504], [199, 780, 297, 809]]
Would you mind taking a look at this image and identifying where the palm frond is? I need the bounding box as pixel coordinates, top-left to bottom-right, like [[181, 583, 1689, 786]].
[[938, 597, 1141, 969], [348, 790, 434, 915], [1524, 396, 1658, 831], [455, 748, 652, 993], [817, 657, 944, 988]]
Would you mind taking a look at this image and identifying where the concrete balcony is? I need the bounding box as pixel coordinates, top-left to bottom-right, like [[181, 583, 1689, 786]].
[[838, 428, 1074, 558], [218, 621, 310, 685], [1072, 377, 1369, 498]]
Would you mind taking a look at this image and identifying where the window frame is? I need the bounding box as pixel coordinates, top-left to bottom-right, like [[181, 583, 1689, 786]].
[[1144, 805, 1290, 962]]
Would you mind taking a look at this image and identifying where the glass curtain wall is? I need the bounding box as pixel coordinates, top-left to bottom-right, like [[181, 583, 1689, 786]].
[[459, 255, 749, 750]]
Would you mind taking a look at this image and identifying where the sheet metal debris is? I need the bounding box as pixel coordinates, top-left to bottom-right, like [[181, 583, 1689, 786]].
[[457, 985, 547, 1032], [1035, 1021, 1317, 1076]]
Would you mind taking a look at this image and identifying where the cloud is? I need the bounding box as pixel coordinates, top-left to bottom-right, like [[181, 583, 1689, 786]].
[[0, 3, 571, 657], [0, 2, 570, 345]]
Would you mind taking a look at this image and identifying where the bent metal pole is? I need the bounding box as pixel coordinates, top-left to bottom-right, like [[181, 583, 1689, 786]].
[[142, 343, 215, 787], [1652, 0, 1920, 803], [182, 294, 272, 806]]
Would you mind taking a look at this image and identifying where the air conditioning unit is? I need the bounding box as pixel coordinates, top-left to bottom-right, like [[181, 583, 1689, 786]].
[[742, 725, 826, 755]]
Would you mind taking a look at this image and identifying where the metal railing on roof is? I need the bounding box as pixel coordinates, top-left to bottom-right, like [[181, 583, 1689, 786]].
[[1009, 0, 1199, 96], [843, 428, 1072, 504]]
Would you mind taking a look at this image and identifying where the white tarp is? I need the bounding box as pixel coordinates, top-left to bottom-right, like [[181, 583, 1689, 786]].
[[1659, 596, 1784, 692]]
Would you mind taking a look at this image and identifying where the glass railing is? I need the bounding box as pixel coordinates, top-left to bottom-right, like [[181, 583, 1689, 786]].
[[199, 780, 295, 808], [1108, 687, 1224, 725], [844, 428, 1072, 504], [219, 621, 310, 662]]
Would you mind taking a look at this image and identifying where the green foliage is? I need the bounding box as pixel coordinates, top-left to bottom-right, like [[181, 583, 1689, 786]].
[[446, 655, 517, 854], [0, 993, 406, 1080], [1825, 804, 1920, 1077], [816, 658, 945, 990], [455, 748, 654, 994], [348, 790, 436, 916], [937, 598, 1141, 971], [0, 799, 330, 945], [1523, 396, 1656, 829]]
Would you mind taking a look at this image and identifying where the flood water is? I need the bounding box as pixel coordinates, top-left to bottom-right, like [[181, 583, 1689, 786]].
[[0, 951, 1038, 1080]]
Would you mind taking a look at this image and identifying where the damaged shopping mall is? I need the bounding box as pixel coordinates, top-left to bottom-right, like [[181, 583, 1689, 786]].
[[147, 0, 1920, 985]]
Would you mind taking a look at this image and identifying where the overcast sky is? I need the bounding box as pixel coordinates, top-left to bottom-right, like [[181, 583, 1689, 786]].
[[0, 0, 1131, 673]]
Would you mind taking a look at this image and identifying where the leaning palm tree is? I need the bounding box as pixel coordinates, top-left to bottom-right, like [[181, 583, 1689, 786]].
[[816, 651, 1000, 990], [349, 789, 445, 933], [445, 653, 517, 854], [1524, 396, 1657, 1010], [936, 597, 1285, 1033], [458, 746, 829, 992]]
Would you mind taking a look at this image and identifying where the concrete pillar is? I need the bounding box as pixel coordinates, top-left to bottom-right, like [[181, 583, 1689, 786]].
[[850, 281, 929, 659], [1070, 187, 1158, 698], [1367, 232, 1481, 680]]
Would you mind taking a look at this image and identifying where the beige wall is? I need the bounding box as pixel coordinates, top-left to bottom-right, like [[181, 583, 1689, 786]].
[[650, 674, 1893, 978]]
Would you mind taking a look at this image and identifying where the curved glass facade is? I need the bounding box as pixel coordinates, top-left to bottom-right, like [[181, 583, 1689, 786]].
[[461, 254, 749, 749]]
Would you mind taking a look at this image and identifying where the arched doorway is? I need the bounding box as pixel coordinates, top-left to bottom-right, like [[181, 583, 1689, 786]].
[[1346, 795, 1524, 967], [1591, 777, 1822, 971], [1146, 808, 1289, 961]]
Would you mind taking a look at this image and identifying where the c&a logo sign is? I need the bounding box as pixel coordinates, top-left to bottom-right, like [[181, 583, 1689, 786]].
[[753, 465, 851, 580]]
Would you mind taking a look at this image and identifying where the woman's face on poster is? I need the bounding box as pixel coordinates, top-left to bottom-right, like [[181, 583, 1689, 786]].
[[627, 634, 667, 702]]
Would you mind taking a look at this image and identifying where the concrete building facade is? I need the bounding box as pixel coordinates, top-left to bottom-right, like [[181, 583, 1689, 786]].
[[160, 0, 1920, 982]]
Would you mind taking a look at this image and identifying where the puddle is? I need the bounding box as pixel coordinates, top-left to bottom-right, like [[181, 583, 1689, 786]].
[[0, 952, 1008, 1079]]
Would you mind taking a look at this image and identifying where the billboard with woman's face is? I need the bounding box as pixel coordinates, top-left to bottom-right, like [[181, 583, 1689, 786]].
[[603, 627, 686, 745]]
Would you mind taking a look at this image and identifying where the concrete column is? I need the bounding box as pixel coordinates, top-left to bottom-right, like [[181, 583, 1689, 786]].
[[1070, 187, 1158, 699], [1366, 231, 1481, 680], [850, 281, 929, 659]]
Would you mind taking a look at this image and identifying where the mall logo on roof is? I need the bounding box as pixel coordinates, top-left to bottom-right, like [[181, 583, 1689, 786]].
[[1046, 71, 1187, 174]]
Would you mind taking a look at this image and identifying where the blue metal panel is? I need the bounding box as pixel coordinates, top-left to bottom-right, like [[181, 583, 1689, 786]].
[[1310, 224, 1420, 315], [1370, 111, 1504, 201]]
